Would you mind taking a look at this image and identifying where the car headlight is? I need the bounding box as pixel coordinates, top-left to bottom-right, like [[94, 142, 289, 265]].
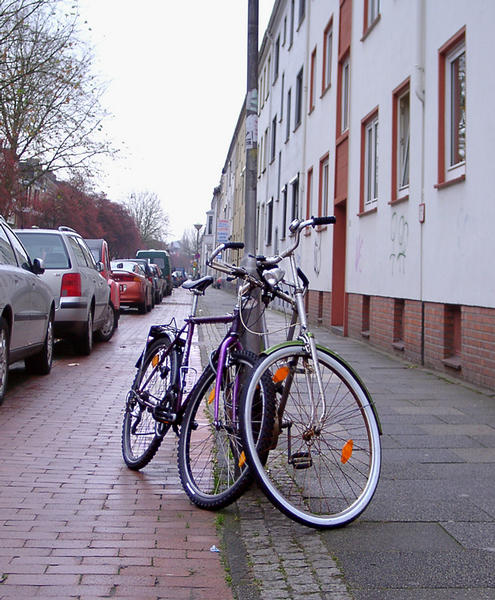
[[264, 267, 285, 288]]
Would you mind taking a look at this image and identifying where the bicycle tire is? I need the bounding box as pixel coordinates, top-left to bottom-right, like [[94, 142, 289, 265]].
[[177, 350, 273, 510], [240, 343, 381, 529], [122, 336, 178, 470]]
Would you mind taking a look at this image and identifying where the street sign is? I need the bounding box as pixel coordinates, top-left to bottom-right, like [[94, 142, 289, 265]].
[[216, 220, 230, 244]]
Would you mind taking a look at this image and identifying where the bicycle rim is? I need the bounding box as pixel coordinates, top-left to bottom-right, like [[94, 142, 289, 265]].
[[122, 338, 175, 469], [241, 345, 381, 529], [178, 350, 271, 510]]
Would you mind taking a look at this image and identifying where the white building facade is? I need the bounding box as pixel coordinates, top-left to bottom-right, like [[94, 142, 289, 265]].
[[252, 0, 495, 390]]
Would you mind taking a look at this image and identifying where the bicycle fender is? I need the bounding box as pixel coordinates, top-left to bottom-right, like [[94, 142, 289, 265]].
[[134, 328, 173, 369], [260, 340, 382, 434]]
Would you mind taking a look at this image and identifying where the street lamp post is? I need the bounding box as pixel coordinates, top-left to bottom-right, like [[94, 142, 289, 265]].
[[193, 223, 202, 279]]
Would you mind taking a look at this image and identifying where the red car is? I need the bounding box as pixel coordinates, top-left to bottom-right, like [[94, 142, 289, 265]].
[[110, 260, 153, 314], [86, 239, 121, 329]]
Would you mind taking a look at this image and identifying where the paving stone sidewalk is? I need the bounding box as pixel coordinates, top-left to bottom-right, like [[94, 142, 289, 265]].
[[0, 291, 232, 600], [197, 287, 495, 600]]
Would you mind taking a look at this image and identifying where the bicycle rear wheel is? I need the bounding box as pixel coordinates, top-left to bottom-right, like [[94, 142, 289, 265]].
[[240, 344, 381, 529], [178, 350, 273, 510], [122, 336, 178, 470]]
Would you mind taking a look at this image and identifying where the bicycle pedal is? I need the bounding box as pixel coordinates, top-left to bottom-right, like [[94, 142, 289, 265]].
[[289, 451, 313, 469]]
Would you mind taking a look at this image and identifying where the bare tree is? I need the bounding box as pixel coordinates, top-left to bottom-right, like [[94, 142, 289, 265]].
[[124, 191, 170, 247], [0, 0, 114, 188]]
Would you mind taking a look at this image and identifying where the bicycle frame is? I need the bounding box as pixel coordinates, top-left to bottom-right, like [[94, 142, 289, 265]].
[[135, 291, 245, 429]]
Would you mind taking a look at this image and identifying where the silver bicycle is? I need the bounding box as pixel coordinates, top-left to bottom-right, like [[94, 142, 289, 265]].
[[210, 216, 382, 529]]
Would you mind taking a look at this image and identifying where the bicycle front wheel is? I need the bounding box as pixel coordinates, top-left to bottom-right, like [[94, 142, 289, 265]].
[[240, 344, 381, 529], [178, 350, 273, 510], [122, 336, 178, 470]]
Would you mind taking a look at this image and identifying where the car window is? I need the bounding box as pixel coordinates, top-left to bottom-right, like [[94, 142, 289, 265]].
[[0, 224, 17, 266], [77, 238, 97, 269], [5, 229, 31, 270], [67, 235, 87, 268], [16, 232, 70, 269]]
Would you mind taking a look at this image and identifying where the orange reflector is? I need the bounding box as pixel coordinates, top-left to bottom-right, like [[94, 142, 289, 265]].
[[341, 439, 354, 464], [208, 388, 215, 404], [152, 355, 159, 368], [273, 365, 290, 383], [238, 451, 246, 468]]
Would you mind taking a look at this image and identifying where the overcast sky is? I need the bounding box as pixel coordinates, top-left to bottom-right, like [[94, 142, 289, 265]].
[[77, 0, 274, 241]]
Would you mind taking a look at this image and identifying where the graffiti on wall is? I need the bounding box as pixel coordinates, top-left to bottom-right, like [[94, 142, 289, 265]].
[[355, 235, 364, 272], [390, 211, 408, 274], [313, 235, 321, 275]]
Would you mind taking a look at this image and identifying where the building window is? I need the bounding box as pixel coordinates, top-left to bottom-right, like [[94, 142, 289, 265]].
[[289, 0, 295, 47], [364, 0, 380, 34], [360, 109, 379, 212], [298, 0, 305, 26], [392, 79, 410, 202], [271, 116, 277, 162], [207, 215, 213, 235], [263, 127, 269, 171], [281, 185, 288, 237], [309, 47, 316, 112], [274, 36, 280, 83], [286, 88, 292, 141], [295, 67, 303, 127], [282, 16, 287, 46], [280, 73, 285, 122], [266, 199, 273, 246], [290, 175, 299, 222], [437, 27, 466, 187], [340, 57, 350, 133], [322, 20, 333, 93], [306, 167, 313, 219], [318, 154, 329, 217]]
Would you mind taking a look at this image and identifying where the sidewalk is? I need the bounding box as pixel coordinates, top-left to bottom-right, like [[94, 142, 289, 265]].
[[197, 287, 495, 600]]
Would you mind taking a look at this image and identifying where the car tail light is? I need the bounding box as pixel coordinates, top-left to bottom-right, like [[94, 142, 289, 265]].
[[61, 272, 82, 297]]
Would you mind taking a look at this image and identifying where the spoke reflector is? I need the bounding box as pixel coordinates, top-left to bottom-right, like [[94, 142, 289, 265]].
[[208, 388, 215, 404], [152, 354, 159, 367], [273, 365, 290, 383], [341, 439, 354, 464], [238, 451, 246, 468]]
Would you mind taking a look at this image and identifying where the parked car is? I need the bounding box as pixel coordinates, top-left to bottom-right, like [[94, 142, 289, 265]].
[[172, 270, 186, 287], [16, 226, 115, 355], [149, 263, 164, 303], [110, 260, 153, 314], [132, 258, 158, 307], [0, 217, 56, 405], [85, 238, 121, 329], [136, 249, 172, 296]]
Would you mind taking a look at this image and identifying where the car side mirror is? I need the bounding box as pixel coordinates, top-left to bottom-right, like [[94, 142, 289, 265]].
[[96, 261, 104, 272], [32, 257, 45, 275]]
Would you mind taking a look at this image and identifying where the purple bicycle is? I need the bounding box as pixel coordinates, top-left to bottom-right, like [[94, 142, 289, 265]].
[[121, 241, 273, 510]]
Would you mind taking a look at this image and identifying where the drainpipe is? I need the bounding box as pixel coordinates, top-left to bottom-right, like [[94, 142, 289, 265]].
[[415, 0, 426, 365]]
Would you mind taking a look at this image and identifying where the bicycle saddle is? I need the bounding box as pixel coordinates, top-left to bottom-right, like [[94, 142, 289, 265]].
[[182, 276, 214, 293]]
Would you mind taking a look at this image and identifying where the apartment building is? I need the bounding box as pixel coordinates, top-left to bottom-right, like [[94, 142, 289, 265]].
[[211, 0, 495, 390]]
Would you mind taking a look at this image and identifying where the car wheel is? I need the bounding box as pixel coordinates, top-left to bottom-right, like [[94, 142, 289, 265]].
[[95, 303, 116, 343], [138, 301, 147, 314], [75, 310, 93, 355], [0, 317, 9, 406], [25, 315, 54, 375]]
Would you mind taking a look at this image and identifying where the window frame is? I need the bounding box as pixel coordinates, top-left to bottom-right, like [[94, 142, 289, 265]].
[[309, 47, 317, 113], [306, 167, 314, 220], [286, 88, 292, 141], [271, 115, 277, 163], [290, 174, 300, 223], [340, 56, 350, 134], [295, 67, 303, 128], [359, 107, 379, 213], [318, 154, 330, 218], [363, 0, 380, 37], [437, 26, 466, 188], [322, 19, 333, 94], [266, 198, 274, 246], [391, 78, 410, 203]]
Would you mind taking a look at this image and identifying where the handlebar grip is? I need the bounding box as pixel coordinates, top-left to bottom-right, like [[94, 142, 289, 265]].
[[312, 216, 336, 227], [224, 242, 244, 250]]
